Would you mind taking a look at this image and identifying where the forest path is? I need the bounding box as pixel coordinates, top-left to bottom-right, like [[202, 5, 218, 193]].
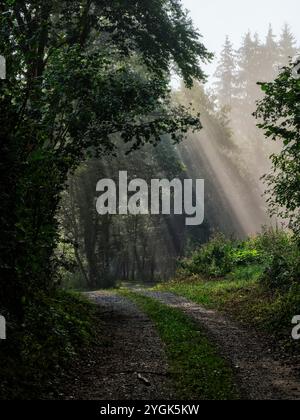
[[61, 291, 174, 400], [137, 290, 300, 400]]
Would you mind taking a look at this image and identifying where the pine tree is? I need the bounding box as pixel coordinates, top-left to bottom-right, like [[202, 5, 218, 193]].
[[279, 24, 297, 67], [232, 32, 267, 163], [235, 32, 263, 110], [263, 24, 279, 81], [214, 36, 236, 108]]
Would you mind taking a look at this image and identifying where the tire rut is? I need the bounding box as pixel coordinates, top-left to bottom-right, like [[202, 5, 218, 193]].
[[139, 290, 300, 400], [62, 292, 174, 400]]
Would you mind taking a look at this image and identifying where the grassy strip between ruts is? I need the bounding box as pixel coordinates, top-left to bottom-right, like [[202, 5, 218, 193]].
[[120, 290, 239, 400]]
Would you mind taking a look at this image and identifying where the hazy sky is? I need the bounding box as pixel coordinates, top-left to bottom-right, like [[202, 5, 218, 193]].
[[182, 0, 300, 78]]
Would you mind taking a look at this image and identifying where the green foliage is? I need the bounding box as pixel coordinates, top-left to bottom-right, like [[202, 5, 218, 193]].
[[22, 290, 95, 367], [158, 267, 262, 309], [178, 234, 261, 279], [158, 270, 300, 349], [177, 228, 299, 294], [0, 290, 96, 400], [161, 229, 300, 348], [262, 284, 300, 341], [255, 63, 300, 235], [230, 248, 260, 266], [123, 291, 238, 400], [259, 236, 300, 292], [0, 0, 211, 318], [252, 227, 292, 254], [178, 234, 234, 278]]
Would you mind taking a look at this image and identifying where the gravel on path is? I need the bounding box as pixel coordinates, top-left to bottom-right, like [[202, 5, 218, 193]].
[[140, 290, 300, 401], [60, 292, 174, 400]]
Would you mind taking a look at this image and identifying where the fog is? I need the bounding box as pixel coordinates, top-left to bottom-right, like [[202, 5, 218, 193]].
[[182, 0, 300, 81], [60, 2, 299, 286], [173, 3, 300, 237]]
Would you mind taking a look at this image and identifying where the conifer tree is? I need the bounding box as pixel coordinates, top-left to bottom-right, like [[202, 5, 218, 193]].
[[263, 25, 279, 81], [278, 24, 297, 67], [214, 36, 236, 108], [236, 32, 263, 111]]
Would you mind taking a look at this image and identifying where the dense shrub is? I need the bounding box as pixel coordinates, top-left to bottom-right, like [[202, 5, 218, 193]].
[[177, 228, 300, 290], [264, 284, 300, 339], [253, 228, 292, 260], [0, 291, 96, 399], [258, 233, 300, 292], [172, 229, 300, 349], [22, 290, 96, 368], [178, 234, 262, 279], [178, 234, 235, 278], [230, 246, 261, 266]]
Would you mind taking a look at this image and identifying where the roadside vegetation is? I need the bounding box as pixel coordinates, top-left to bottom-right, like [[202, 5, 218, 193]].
[[0, 291, 97, 400], [158, 229, 300, 349], [122, 291, 239, 400]]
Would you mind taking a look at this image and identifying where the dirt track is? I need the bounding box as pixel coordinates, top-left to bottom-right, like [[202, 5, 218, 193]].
[[59, 292, 174, 400], [141, 290, 300, 400], [57, 290, 300, 400]]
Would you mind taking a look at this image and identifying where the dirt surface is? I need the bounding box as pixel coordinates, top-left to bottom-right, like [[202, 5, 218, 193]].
[[140, 290, 300, 400], [58, 292, 174, 400]]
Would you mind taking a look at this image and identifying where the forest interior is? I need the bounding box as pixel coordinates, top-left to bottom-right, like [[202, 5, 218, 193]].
[[1, 0, 300, 403]]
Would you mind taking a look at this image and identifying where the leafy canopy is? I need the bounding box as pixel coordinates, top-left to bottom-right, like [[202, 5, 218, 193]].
[[0, 0, 212, 159], [255, 62, 300, 235], [0, 0, 212, 315]]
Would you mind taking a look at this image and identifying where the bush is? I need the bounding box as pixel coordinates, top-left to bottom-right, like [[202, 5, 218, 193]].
[[261, 283, 300, 343], [0, 290, 96, 399], [22, 290, 96, 369], [177, 229, 299, 294], [178, 234, 235, 278], [230, 247, 261, 266], [178, 234, 263, 279], [253, 228, 292, 259], [259, 238, 300, 292]]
